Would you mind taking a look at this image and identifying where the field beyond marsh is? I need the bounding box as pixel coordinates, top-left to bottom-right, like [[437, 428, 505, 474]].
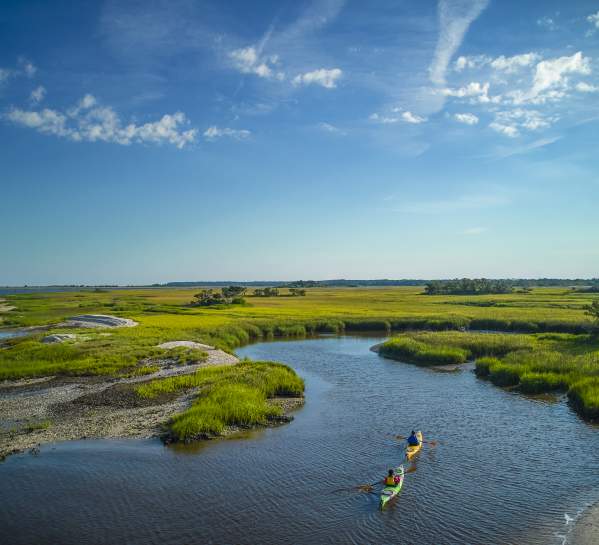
[[1, 286, 598, 456]]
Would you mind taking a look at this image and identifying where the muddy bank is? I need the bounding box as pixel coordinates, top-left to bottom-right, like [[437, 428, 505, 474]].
[[0, 346, 238, 459], [570, 501, 599, 545]]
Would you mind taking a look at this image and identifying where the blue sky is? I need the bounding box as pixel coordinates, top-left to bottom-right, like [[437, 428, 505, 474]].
[[1, 0, 599, 284]]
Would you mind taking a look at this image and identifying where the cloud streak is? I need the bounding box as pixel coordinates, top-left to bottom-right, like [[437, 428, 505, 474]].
[[203, 126, 251, 140], [429, 0, 490, 85]]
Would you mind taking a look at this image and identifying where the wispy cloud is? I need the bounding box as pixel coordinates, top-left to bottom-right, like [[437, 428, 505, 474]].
[[489, 109, 558, 138], [489, 136, 562, 159], [429, 0, 490, 85], [0, 57, 38, 85], [454, 112, 479, 124], [396, 193, 508, 214], [369, 110, 427, 124], [203, 126, 251, 140], [29, 85, 46, 103], [5, 94, 197, 148], [318, 122, 346, 135], [587, 11, 599, 33], [537, 15, 558, 31]]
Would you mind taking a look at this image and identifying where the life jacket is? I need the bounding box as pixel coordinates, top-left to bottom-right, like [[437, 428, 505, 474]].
[[385, 475, 396, 486]]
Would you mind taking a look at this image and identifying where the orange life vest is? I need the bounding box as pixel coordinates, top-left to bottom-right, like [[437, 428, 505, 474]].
[[385, 475, 396, 486]]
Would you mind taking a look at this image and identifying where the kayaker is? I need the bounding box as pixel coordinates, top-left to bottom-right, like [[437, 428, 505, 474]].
[[407, 430, 420, 446], [384, 469, 400, 486]]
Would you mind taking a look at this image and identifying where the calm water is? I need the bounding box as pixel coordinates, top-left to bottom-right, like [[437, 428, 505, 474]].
[[1, 336, 598, 545]]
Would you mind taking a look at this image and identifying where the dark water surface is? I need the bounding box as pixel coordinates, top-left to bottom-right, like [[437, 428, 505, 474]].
[[1, 336, 598, 545]]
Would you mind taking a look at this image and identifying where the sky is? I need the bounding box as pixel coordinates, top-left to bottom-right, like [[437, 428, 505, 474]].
[[1, 0, 599, 285]]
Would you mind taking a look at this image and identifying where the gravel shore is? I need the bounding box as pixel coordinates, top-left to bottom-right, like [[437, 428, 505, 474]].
[[0, 346, 239, 459]]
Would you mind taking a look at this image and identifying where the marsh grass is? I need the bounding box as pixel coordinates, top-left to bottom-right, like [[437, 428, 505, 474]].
[[379, 331, 534, 366], [137, 361, 304, 440], [379, 338, 469, 365], [2, 286, 599, 420]]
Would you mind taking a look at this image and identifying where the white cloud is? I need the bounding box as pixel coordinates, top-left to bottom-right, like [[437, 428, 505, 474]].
[[5, 95, 197, 148], [587, 11, 599, 29], [401, 111, 427, 124], [370, 110, 427, 124], [512, 51, 591, 104], [453, 52, 540, 74], [490, 53, 540, 73], [30, 85, 46, 103], [6, 108, 71, 137], [292, 68, 342, 89], [369, 112, 400, 124], [489, 122, 519, 138], [67, 93, 98, 117], [489, 109, 557, 137], [454, 112, 479, 124], [439, 81, 498, 103], [576, 82, 599, 93], [203, 126, 251, 140], [0, 68, 10, 83], [228, 47, 283, 80], [429, 0, 490, 85], [454, 54, 490, 72], [462, 226, 486, 235]]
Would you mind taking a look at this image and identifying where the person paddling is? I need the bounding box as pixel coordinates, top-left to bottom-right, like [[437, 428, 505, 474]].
[[407, 430, 420, 446], [384, 469, 401, 486]]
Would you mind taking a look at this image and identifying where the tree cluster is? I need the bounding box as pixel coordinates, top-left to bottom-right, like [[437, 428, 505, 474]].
[[191, 286, 246, 306], [252, 287, 280, 297], [289, 288, 306, 296], [424, 279, 513, 296]]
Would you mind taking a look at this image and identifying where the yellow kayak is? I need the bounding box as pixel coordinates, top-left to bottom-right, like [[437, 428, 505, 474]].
[[406, 431, 423, 458]]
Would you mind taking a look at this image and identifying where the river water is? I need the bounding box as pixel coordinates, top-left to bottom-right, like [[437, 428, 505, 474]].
[[1, 335, 598, 544]]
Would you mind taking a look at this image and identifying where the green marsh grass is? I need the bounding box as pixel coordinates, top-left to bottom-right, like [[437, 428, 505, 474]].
[[2, 286, 599, 420], [378, 331, 535, 366], [137, 361, 304, 440]]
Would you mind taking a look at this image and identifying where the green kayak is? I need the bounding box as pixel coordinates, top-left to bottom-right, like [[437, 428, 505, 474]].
[[379, 464, 404, 510]]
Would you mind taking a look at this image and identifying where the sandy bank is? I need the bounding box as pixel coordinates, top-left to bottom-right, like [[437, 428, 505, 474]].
[[570, 500, 599, 545], [62, 314, 138, 328]]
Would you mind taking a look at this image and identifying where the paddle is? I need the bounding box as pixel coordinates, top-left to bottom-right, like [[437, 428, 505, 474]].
[[331, 481, 380, 493], [352, 466, 407, 493]]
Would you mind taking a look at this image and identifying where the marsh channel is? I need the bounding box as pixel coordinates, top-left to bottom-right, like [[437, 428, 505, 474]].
[[1, 335, 598, 544]]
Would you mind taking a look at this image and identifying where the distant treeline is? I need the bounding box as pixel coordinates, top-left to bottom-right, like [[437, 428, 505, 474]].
[[424, 279, 514, 295], [4, 278, 599, 290], [156, 278, 599, 289]]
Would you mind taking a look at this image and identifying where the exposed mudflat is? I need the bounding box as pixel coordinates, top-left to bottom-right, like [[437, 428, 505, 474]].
[[0, 345, 238, 459]]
